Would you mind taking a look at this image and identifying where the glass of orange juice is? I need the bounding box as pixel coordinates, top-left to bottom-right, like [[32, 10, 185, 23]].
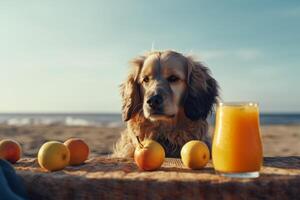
[[212, 102, 263, 178]]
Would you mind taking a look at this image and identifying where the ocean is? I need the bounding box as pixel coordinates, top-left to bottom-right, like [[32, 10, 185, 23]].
[[0, 113, 300, 127]]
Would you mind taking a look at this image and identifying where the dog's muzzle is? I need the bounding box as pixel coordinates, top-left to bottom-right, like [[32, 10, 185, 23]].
[[146, 94, 163, 113]]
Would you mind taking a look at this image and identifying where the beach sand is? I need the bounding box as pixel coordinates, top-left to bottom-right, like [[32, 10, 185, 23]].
[[0, 124, 299, 157]]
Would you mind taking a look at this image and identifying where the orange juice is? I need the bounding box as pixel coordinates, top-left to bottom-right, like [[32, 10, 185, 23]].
[[212, 102, 263, 177]]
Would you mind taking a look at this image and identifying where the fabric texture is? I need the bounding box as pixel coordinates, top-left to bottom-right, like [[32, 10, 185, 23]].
[[0, 159, 28, 200]]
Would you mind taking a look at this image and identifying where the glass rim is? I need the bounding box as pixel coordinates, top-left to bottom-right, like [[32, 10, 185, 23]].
[[217, 101, 259, 107]]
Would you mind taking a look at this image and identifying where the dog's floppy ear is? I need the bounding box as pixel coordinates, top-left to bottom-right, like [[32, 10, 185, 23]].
[[184, 56, 219, 121], [120, 56, 145, 121]]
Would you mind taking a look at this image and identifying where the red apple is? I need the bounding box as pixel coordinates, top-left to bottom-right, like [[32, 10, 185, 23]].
[[0, 139, 22, 164], [64, 138, 89, 166], [134, 137, 165, 171]]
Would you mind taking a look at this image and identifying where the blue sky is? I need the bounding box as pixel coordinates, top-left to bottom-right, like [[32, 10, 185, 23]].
[[0, 0, 299, 113]]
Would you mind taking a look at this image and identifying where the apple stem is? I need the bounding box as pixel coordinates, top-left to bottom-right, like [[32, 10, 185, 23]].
[[136, 136, 144, 148]]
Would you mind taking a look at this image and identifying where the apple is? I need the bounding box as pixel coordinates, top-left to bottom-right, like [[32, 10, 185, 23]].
[[0, 139, 22, 164], [64, 138, 89, 166], [180, 140, 210, 169], [134, 137, 165, 171], [38, 141, 70, 171]]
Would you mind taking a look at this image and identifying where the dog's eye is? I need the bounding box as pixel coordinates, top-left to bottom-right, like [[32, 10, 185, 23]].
[[142, 76, 149, 83], [167, 75, 179, 83]]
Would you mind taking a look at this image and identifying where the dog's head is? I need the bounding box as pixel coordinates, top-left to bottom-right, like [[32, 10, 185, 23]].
[[121, 50, 219, 122]]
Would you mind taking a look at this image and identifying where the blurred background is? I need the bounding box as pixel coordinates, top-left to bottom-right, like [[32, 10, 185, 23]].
[[0, 0, 299, 157]]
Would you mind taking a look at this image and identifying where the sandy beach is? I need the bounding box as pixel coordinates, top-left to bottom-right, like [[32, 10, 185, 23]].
[[0, 124, 299, 158]]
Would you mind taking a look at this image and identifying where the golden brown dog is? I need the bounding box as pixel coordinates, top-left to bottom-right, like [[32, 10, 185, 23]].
[[113, 50, 219, 158]]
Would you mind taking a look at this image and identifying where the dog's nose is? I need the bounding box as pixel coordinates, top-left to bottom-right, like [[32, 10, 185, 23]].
[[147, 94, 163, 110]]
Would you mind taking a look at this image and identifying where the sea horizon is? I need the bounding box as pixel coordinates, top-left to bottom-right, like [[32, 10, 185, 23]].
[[1, 112, 300, 126]]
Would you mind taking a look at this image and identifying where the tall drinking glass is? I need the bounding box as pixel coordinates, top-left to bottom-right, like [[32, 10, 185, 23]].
[[212, 102, 263, 178]]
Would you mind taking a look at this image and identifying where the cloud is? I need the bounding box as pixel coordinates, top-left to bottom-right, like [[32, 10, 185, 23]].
[[195, 49, 262, 61]]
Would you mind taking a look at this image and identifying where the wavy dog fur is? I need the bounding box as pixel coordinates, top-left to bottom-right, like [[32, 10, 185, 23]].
[[113, 50, 219, 158]]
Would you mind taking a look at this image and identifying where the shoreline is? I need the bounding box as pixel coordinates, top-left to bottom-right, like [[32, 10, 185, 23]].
[[0, 124, 299, 157]]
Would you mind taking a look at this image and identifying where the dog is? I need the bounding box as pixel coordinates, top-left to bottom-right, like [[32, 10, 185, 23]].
[[113, 50, 219, 158]]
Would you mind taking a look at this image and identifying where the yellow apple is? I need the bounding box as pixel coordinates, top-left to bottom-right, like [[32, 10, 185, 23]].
[[134, 137, 165, 171], [0, 139, 22, 164], [181, 140, 210, 169], [38, 141, 70, 171]]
